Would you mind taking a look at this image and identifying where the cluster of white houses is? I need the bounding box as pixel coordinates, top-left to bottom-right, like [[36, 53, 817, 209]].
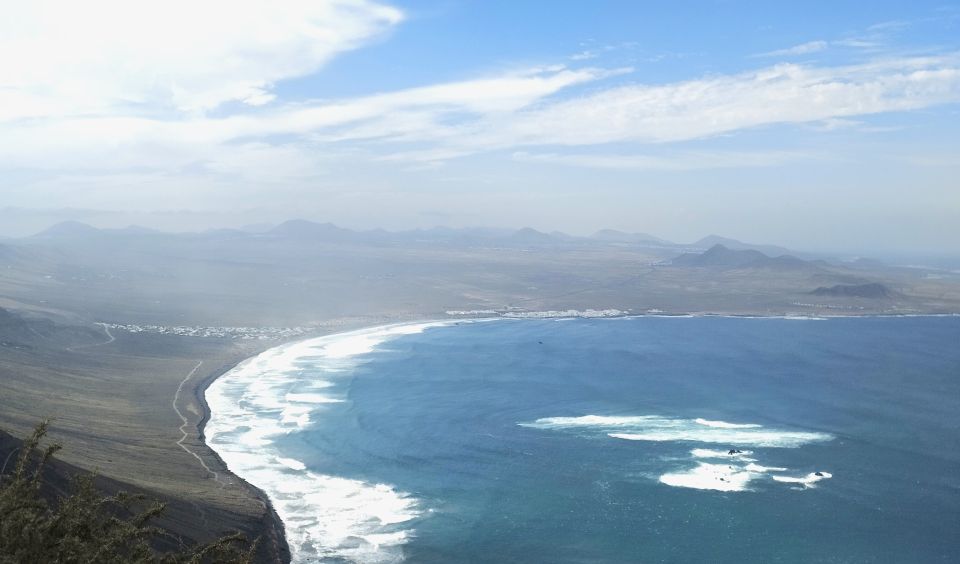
[[104, 323, 311, 340]]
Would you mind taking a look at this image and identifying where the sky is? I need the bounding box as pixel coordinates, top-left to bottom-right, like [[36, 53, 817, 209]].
[[1, 0, 959, 253]]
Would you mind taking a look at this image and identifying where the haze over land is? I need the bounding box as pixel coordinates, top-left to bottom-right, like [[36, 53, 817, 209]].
[[3, 219, 960, 327]]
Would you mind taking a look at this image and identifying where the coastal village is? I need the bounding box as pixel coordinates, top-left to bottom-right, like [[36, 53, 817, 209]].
[[104, 323, 313, 340]]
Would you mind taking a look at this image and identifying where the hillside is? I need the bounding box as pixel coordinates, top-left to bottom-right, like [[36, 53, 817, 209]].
[[812, 283, 895, 299], [0, 315, 289, 562], [0, 223, 954, 328], [671, 244, 813, 270]]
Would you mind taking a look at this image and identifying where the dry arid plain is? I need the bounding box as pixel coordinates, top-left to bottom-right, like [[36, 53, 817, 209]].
[[2, 221, 959, 561]]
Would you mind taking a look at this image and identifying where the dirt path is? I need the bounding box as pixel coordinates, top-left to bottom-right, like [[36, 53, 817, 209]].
[[172, 361, 227, 488], [66, 323, 115, 352]]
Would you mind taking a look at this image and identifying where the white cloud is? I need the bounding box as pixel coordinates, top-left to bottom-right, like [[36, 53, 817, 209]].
[[0, 0, 403, 120], [807, 118, 863, 131], [833, 38, 881, 49], [481, 55, 960, 149], [200, 143, 332, 182], [216, 55, 960, 154], [4, 55, 959, 176], [0, 65, 623, 170], [570, 50, 598, 61], [755, 18, 914, 60], [757, 40, 829, 58], [511, 150, 811, 171]]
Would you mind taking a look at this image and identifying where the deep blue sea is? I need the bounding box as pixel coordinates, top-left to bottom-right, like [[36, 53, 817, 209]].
[[207, 316, 960, 563]]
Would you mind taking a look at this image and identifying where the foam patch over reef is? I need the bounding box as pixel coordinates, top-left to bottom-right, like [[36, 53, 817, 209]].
[[206, 321, 454, 563], [520, 414, 832, 492], [523, 414, 831, 448]]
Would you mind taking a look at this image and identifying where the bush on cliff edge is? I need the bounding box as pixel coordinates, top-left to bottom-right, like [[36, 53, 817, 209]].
[[0, 421, 256, 563]]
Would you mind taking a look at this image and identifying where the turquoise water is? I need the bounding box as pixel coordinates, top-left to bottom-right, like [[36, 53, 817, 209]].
[[207, 316, 960, 563]]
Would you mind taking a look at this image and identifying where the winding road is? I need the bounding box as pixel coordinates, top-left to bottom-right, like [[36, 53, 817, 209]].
[[65, 322, 115, 352], [172, 361, 227, 487]]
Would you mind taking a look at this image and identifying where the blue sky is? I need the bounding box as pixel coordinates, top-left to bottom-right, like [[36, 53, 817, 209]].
[[304, 1, 959, 95], [1, 1, 958, 253]]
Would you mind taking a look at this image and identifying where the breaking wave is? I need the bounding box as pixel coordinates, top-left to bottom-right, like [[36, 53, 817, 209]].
[[521, 414, 832, 448], [520, 414, 833, 492], [206, 321, 454, 563]]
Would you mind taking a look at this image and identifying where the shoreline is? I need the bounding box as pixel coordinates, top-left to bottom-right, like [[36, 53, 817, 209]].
[[188, 315, 431, 563], [192, 355, 291, 564], [449, 310, 960, 321], [198, 320, 463, 562]]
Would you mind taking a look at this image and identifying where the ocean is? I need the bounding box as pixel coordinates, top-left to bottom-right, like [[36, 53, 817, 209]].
[[205, 316, 960, 563]]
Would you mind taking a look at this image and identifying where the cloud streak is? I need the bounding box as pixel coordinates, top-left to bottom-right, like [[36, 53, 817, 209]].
[[480, 56, 960, 150], [511, 150, 812, 171], [2, 1, 959, 204], [756, 40, 829, 58], [6, 55, 959, 174]]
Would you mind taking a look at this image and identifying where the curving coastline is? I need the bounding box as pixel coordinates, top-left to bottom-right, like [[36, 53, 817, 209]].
[[201, 321, 458, 564], [191, 317, 437, 563], [193, 357, 292, 564]]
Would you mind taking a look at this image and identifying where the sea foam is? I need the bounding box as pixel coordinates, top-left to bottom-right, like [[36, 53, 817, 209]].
[[694, 418, 761, 429], [206, 321, 454, 563], [691, 448, 755, 460], [659, 462, 757, 492], [522, 414, 831, 448], [772, 471, 833, 488], [659, 461, 792, 492], [521, 414, 832, 492]]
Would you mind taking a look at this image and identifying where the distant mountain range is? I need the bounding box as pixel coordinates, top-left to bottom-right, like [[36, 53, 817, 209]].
[[671, 244, 818, 270], [1, 217, 954, 329], [590, 229, 668, 245], [32, 220, 104, 239], [266, 219, 356, 240], [29, 219, 812, 257], [688, 235, 794, 258]]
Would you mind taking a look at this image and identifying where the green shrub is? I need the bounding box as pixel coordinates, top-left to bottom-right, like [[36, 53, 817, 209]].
[[0, 421, 256, 563]]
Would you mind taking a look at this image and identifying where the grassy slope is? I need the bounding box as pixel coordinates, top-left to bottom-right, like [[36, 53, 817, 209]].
[[0, 326, 288, 561]]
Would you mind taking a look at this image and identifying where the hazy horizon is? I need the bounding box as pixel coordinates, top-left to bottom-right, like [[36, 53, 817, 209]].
[[2, 206, 960, 262]]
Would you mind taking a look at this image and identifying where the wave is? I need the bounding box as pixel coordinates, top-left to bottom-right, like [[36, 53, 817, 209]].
[[694, 418, 761, 429], [523, 415, 664, 428], [206, 321, 455, 563], [660, 462, 758, 492], [690, 448, 754, 460], [772, 471, 833, 488], [659, 461, 791, 492], [522, 414, 832, 448], [522, 414, 833, 492], [609, 430, 827, 448]]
